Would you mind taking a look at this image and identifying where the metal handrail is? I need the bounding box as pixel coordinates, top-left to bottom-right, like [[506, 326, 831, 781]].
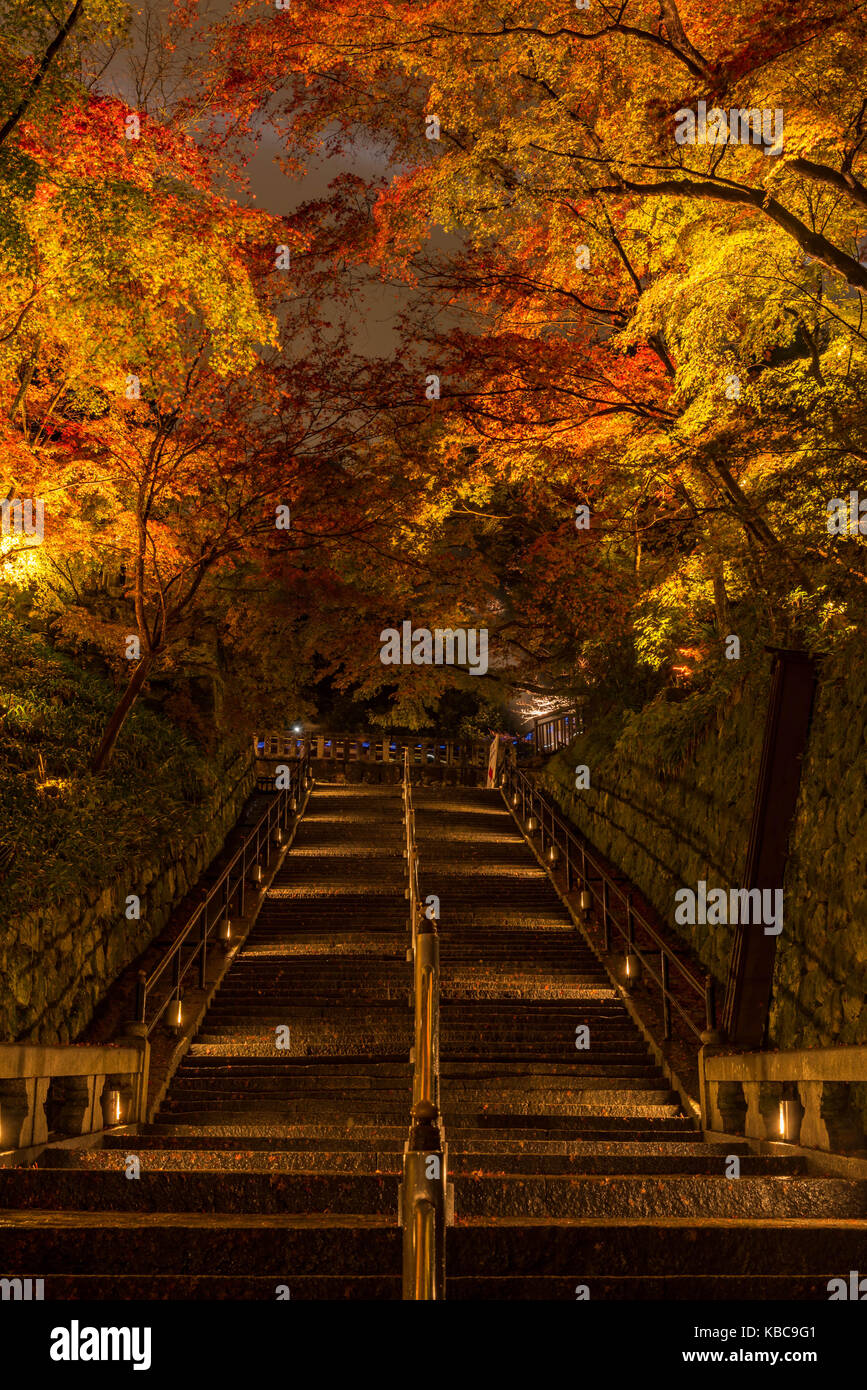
[[503, 763, 716, 1045], [400, 748, 447, 1300], [402, 747, 421, 959], [135, 743, 311, 1036]]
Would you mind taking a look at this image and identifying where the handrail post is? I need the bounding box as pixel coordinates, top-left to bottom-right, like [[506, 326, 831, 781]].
[[601, 879, 610, 952], [198, 908, 207, 989], [134, 969, 146, 1026], [400, 1101, 447, 1300], [400, 751, 446, 1299], [703, 972, 722, 1045], [413, 914, 440, 1111]]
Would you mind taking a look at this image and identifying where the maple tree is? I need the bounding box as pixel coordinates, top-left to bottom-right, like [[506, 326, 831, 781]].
[[212, 0, 867, 697], [2, 0, 867, 766]]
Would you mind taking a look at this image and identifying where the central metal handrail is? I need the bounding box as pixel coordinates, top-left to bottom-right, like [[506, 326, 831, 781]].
[[399, 748, 447, 1299], [503, 762, 717, 1046], [135, 744, 311, 1037]]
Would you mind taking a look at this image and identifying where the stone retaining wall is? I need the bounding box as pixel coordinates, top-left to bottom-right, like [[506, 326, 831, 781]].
[[542, 635, 867, 1075], [0, 754, 256, 1045]]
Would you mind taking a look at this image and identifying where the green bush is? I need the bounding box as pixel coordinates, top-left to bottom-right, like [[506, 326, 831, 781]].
[[0, 616, 241, 918]]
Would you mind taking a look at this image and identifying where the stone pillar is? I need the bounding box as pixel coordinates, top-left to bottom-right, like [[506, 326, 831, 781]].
[[48, 1074, 100, 1137], [0, 1077, 50, 1151], [116, 1022, 150, 1124]]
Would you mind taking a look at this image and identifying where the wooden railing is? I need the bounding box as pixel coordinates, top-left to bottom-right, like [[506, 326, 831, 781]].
[[532, 708, 582, 756], [254, 731, 488, 768]]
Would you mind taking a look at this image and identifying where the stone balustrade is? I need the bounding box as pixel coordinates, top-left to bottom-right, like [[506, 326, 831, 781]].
[[0, 1035, 148, 1161], [700, 1044, 867, 1154]]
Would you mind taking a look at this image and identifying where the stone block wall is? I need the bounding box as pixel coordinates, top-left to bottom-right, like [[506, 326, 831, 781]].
[[0, 754, 256, 1045], [542, 634, 867, 1075]]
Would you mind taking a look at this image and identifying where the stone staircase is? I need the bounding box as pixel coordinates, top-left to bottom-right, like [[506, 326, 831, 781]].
[[0, 785, 409, 1299], [416, 787, 866, 1299], [1, 781, 865, 1298]]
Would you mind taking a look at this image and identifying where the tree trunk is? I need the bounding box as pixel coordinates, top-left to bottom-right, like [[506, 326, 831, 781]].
[[90, 655, 153, 773], [711, 566, 729, 639], [0, 0, 86, 151]]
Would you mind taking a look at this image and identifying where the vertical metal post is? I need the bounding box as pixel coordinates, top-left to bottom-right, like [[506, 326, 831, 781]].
[[135, 970, 146, 1025], [661, 951, 671, 1041], [704, 972, 718, 1043], [602, 879, 610, 952], [198, 909, 207, 989], [413, 916, 439, 1110], [171, 953, 181, 1024]]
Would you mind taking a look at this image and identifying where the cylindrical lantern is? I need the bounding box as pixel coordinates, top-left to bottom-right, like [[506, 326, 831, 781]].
[[778, 1097, 804, 1143], [623, 952, 642, 990]]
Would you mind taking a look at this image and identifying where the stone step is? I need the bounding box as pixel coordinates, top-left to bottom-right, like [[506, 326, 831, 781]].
[[0, 1172, 400, 1214], [0, 1214, 400, 1273], [446, 1274, 840, 1300], [50, 1148, 808, 1177], [7, 1274, 401, 1299], [138, 1124, 409, 1141], [447, 1219, 867, 1275], [450, 1176, 867, 1219], [447, 1115, 697, 1134]]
